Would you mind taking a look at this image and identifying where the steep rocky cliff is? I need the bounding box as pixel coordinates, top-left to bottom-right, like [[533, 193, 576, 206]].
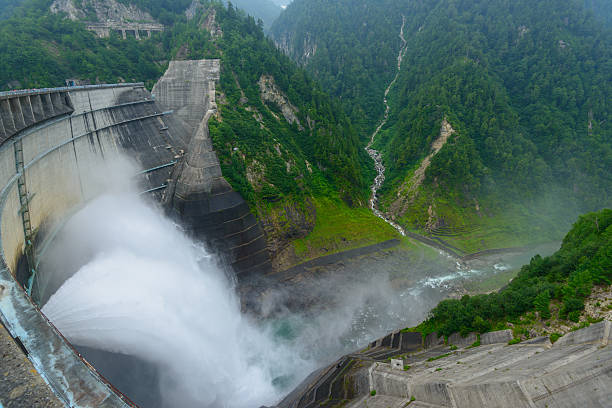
[[50, 0, 156, 23]]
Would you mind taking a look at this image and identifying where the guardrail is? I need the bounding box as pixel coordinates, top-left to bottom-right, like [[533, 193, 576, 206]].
[[0, 83, 145, 99]]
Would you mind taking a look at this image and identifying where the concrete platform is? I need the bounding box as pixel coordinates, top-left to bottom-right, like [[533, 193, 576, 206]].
[[368, 321, 612, 407], [281, 321, 612, 407]]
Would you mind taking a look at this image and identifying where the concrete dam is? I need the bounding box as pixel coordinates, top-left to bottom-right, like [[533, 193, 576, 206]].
[[0, 60, 270, 407]]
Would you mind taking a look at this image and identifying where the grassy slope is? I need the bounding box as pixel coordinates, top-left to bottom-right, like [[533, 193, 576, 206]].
[[289, 197, 402, 264]]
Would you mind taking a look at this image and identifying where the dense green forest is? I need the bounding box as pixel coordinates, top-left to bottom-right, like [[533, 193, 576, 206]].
[[0, 0, 25, 19], [273, 0, 612, 248], [414, 208, 612, 338], [0, 0, 168, 89], [384, 0, 612, 202], [271, 0, 405, 134], [585, 0, 612, 24], [200, 2, 371, 205]]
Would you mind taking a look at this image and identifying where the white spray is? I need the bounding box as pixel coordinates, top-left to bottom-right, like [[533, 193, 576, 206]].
[[41, 189, 314, 407]]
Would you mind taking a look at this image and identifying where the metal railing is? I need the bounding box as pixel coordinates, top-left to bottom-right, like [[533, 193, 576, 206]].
[[0, 83, 145, 99]]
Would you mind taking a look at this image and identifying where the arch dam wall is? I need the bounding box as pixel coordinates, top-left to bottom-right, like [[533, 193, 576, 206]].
[[0, 63, 270, 406], [0, 82, 186, 407]]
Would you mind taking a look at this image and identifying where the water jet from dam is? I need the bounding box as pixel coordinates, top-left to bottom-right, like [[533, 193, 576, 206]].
[[30, 158, 469, 407], [40, 187, 309, 408]]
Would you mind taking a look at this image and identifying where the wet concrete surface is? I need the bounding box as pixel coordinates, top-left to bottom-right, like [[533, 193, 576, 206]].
[[0, 320, 64, 408]]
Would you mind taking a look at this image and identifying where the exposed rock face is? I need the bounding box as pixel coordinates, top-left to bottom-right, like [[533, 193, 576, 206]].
[[50, 0, 83, 20], [301, 33, 318, 61], [584, 285, 612, 321], [184, 0, 199, 20], [185, 2, 222, 38], [274, 31, 317, 63], [389, 118, 455, 224], [201, 7, 223, 38], [259, 75, 304, 130], [50, 0, 155, 23], [154, 60, 271, 276]]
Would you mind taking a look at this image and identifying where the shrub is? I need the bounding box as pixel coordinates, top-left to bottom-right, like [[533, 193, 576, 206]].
[[550, 333, 562, 343], [533, 290, 551, 320], [568, 310, 581, 323]]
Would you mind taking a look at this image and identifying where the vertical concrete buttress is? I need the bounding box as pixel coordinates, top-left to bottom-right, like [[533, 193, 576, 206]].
[[30, 94, 45, 121], [9, 98, 25, 129], [20, 96, 35, 126], [0, 108, 6, 141], [42, 93, 55, 116]]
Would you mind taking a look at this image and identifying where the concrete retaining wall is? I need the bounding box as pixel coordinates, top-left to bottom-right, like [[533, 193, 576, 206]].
[[480, 329, 513, 345]]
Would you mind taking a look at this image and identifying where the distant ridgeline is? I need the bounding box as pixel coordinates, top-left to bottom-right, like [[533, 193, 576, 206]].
[[0, 0, 374, 269], [584, 0, 612, 25], [272, 0, 612, 249]]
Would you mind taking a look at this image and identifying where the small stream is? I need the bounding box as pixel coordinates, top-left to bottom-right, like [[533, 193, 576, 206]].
[[365, 15, 408, 236]]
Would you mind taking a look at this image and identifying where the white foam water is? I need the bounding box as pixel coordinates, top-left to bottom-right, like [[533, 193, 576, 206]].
[[42, 193, 311, 408]]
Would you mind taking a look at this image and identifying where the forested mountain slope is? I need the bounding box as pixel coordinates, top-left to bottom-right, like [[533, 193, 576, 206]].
[[585, 0, 612, 24], [272, 0, 612, 251], [271, 0, 405, 134], [0, 0, 25, 19], [228, 0, 281, 30], [0, 0, 389, 269]]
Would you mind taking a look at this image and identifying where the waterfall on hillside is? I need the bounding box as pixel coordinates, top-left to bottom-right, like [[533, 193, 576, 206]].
[[365, 15, 408, 236]]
